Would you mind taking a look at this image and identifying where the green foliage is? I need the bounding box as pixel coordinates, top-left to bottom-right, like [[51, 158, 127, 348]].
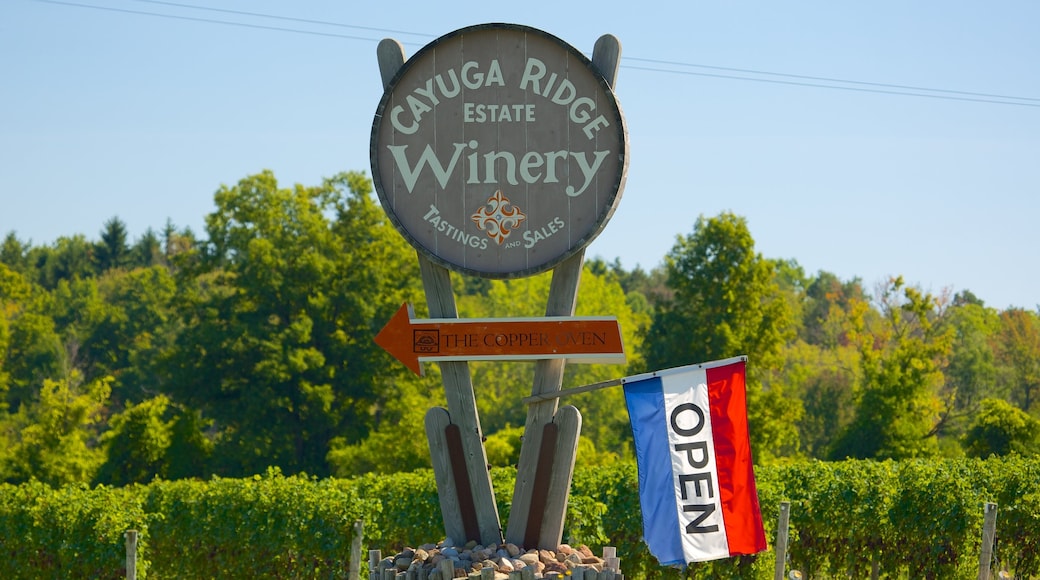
[[484, 424, 524, 468], [95, 395, 174, 486], [0, 460, 1038, 578], [830, 278, 953, 460], [645, 212, 794, 371], [0, 480, 149, 579], [995, 308, 1040, 413], [165, 170, 422, 477], [644, 213, 801, 462], [143, 468, 375, 578], [8, 171, 1040, 499], [963, 397, 1040, 458], [4, 373, 111, 486]]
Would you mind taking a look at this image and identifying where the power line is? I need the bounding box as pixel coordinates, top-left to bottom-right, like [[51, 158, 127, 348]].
[[32, 0, 389, 43], [31, 0, 1040, 109], [625, 57, 1040, 104], [624, 65, 1040, 108], [128, 0, 435, 39]]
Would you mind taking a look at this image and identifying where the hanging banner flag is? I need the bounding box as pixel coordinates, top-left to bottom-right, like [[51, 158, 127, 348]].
[[622, 356, 766, 565]]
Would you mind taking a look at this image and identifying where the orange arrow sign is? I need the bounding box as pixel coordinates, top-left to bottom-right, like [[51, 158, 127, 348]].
[[374, 303, 626, 375]]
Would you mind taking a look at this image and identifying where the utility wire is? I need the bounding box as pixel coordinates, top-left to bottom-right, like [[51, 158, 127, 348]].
[[624, 65, 1040, 108], [31, 0, 1040, 108], [33, 0, 385, 43], [129, 0, 436, 39], [625, 57, 1040, 104]]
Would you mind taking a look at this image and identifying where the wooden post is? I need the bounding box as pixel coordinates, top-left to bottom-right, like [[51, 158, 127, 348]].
[[773, 502, 791, 580], [124, 529, 138, 580], [602, 546, 619, 573], [376, 40, 502, 547], [438, 558, 455, 580], [349, 520, 364, 580], [978, 502, 998, 580], [369, 550, 382, 580], [506, 33, 622, 548]]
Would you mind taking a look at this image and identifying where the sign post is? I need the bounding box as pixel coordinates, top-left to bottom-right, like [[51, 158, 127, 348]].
[[372, 23, 628, 549]]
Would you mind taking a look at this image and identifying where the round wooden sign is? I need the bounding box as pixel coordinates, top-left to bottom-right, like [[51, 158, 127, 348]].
[[371, 23, 628, 278]]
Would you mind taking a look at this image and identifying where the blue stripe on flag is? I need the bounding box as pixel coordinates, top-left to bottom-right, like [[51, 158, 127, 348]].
[[624, 376, 684, 567]]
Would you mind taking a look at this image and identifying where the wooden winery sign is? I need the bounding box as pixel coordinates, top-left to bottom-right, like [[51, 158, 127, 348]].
[[375, 303, 625, 375], [371, 23, 628, 552], [371, 23, 629, 278]]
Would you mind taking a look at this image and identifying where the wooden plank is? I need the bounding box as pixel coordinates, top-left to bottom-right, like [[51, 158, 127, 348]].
[[505, 250, 582, 545], [379, 40, 501, 547], [425, 407, 465, 544], [376, 39, 405, 90], [522, 421, 559, 549], [537, 405, 582, 548], [419, 256, 502, 546], [445, 423, 481, 542], [507, 31, 623, 551]]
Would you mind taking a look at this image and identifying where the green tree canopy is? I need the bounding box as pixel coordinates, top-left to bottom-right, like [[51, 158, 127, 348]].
[[830, 278, 954, 460], [962, 397, 1040, 458], [163, 170, 421, 477], [643, 212, 801, 461]]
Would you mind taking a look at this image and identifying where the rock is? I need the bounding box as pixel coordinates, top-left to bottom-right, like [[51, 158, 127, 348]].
[[578, 545, 594, 559], [504, 543, 521, 557], [518, 553, 540, 566], [538, 549, 556, 564], [544, 561, 568, 574], [582, 558, 604, 571]]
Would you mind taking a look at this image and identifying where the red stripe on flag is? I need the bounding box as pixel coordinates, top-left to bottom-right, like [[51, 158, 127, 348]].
[[706, 360, 767, 555]]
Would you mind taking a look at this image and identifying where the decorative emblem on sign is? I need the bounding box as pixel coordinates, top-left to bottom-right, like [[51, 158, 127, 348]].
[[471, 190, 527, 246], [413, 329, 439, 354], [370, 23, 628, 278]]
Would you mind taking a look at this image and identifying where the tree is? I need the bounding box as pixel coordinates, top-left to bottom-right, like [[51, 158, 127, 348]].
[[644, 212, 794, 371], [95, 395, 173, 485], [801, 271, 867, 348], [830, 278, 953, 460], [131, 227, 165, 268], [0, 264, 62, 414], [994, 308, 1040, 413], [962, 398, 1040, 458], [164, 170, 422, 477], [95, 217, 131, 272], [936, 298, 1000, 437], [32, 234, 95, 289], [3, 372, 110, 485], [643, 212, 801, 461], [0, 232, 31, 275]]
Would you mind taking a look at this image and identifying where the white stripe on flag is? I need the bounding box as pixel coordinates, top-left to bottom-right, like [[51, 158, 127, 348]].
[[661, 368, 729, 562]]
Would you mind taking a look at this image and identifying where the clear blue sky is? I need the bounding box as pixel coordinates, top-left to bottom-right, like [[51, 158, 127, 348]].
[[3, 0, 1038, 310]]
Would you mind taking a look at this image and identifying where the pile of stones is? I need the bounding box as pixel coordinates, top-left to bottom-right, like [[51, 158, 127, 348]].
[[369, 540, 623, 580]]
